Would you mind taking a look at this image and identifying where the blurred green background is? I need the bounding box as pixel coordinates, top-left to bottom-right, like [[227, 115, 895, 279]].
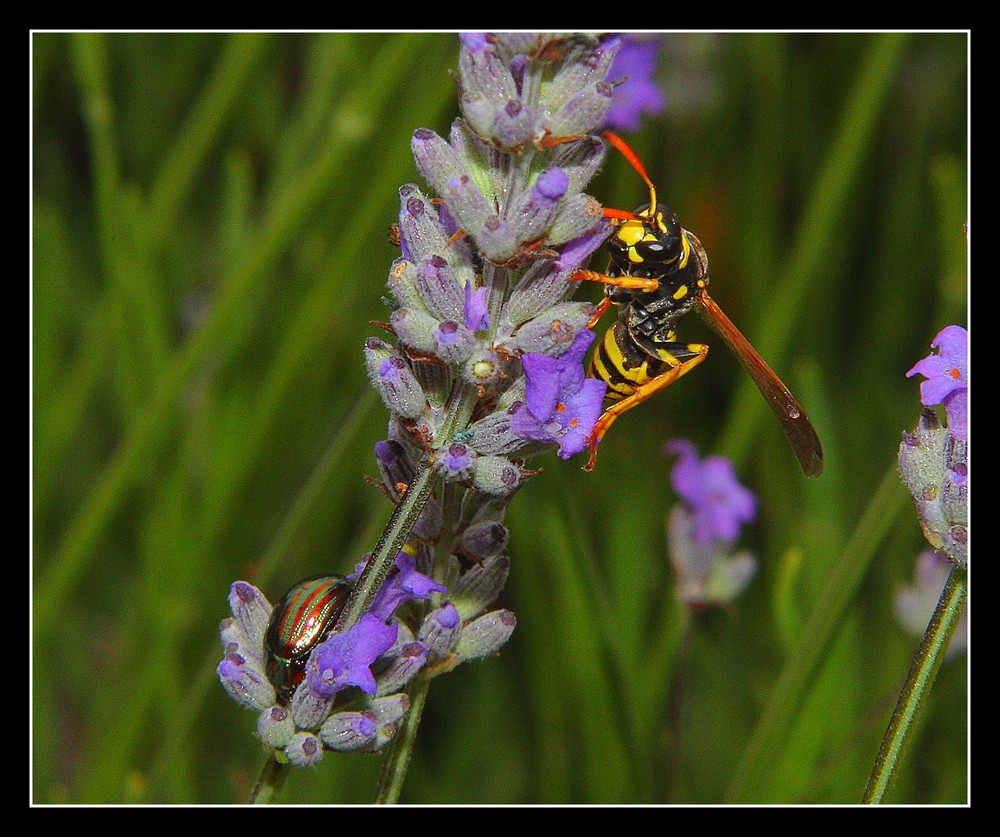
[[32, 32, 967, 804]]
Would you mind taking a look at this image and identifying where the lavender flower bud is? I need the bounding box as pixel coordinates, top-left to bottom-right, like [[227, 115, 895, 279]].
[[453, 609, 517, 660], [492, 98, 535, 151], [472, 455, 522, 496], [375, 641, 429, 696], [217, 653, 276, 711], [443, 174, 499, 240], [476, 215, 519, 264], [436, 320, 477, 364], [397, 185, 453, 264], [435, 441, 478, 481], [284, 731, 324, 767], [546, 192, 604, 247], [227, 581, 272, 660], [449, 119, 504, 205], [219, 617, 242, 654], [386, 257, 428, 312], [390, 307, 443, 355], [419, 602, 463, 660], [544, 38, 619, 115], [289, 682, 335, 730], [318, 710, 379, 752], [458, 93, 497, 143], [460, 521, 510, 561], [507, 167, 570, 246], [546, 81, 615, 140], [367, 692, 411, 727], [459, 33, 518, 104], [256, 705, 295, 749], [503, 261, 577, 325], [550, 134, 607, 195], [899, 409, 968, 566], [414, 254, 465, 322], [411, 127, 467, 191], [467, 409, 529, 456], [364, 337, 427, 420], [513, 302, 595, 356], [452, 554, 510, 620]]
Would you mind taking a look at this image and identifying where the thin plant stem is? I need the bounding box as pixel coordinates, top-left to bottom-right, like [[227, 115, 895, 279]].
[[250, 755, 290, 804], [862, 562, 968, 804], [373, 673, 432, 804]]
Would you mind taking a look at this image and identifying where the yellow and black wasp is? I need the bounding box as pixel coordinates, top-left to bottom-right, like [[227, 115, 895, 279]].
[[572, 132, 823, 477]]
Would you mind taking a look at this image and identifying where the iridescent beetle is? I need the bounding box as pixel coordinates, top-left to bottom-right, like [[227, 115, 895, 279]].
[[264, 575, 353, 702]]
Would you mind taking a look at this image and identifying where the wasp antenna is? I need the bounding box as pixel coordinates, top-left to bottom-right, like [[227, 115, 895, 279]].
[[601, 130, 657, 214]]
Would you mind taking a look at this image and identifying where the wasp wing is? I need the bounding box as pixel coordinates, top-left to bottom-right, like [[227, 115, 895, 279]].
[[697, 292, 824, 477]]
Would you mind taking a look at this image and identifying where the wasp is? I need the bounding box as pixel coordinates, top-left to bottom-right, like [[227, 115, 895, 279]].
[[572, 132, 823, 477]]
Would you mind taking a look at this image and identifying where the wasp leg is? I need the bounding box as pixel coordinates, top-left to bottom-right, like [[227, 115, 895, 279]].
[[569, 268, 660, 292], [583, 342, 709, 471], [586, 296, 613, 329]]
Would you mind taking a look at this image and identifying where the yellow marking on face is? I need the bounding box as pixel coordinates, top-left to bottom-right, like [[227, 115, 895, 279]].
[[678, 231, 691, 269], [673, 285, 688, 300]]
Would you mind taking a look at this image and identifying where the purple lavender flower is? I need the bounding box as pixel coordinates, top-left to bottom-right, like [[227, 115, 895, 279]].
[[665, 438, 757, 545], [464, 281, 489, 331], [510, 328, 608, 459], [605, 35, 667, 133], [305, 614, 398, 698], [906, 325, 968, 441], [359, 550, 447, 621]]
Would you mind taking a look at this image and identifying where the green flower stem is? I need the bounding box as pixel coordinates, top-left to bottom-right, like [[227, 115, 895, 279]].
[[338, 458, 440, 631], [862, 562, 968, 804], [250, 754, 290, 804], [373, 673, 432, 804]]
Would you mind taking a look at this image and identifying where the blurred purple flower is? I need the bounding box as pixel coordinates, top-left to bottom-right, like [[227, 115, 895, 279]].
[[665, 438, 757, 545], [511, 328, 607, 459], [605, 36, 667, 133], [906, 325, 968, 441]]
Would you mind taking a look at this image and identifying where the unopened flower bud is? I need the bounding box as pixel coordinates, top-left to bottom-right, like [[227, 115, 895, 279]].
[[473, 455, 522, 495], [217, 652, 276, 711], [284, 731, 324, 767], [227, 581, 272, 659], [507, 167, 569, 245], [365, 337, 427, 420], [414, 254, 465, 322], [899, 409, 968, 566], [319, 710, 378, 752], [460, 521, 510, 561], [453, 609, 517, 660], [257, 705, 295, 749], [419, 602, 463, 660], [492, 98, 535, 150], [452, 554, 510, 620], [375, 641, 429, 695], [514, 303, 594, 355]]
